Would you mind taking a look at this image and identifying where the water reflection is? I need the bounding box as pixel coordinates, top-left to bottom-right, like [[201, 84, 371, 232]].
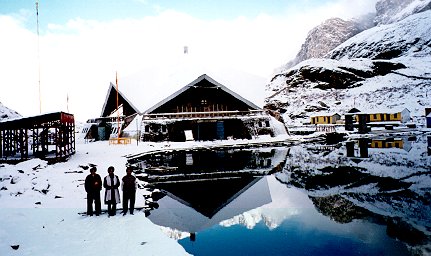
[[129, 135, 431, 255], [147, 177, 272, 234], [428, 136, 431, 156], [130, 147, 288, 182], [281, 135, 431, 255], [346, 137, 414, 159]]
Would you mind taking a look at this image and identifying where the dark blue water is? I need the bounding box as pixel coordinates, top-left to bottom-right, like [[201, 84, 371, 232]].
[[132, 135, 431, 256], [180, 221, 391, 256], [177, 184, 409, 256], [180, 209, 406, 255]]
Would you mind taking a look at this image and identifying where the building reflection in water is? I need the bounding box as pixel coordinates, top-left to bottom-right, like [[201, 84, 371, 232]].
[[147, 176, 272, 234], [346, 136, 415, 159], [428, 136, 431, 156], [130, 147, 289, 235], [128, 140, 431, 254]]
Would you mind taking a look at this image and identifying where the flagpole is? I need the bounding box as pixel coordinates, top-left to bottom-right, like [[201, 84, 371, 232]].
[[36, 0, 42, 113]]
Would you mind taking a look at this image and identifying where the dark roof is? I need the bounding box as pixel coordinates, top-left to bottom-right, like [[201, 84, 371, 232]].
[[100, 82, 141, 117], [0, 112, 74, 129], [144, 74, 261, 114], [348, 108, 361, 113]]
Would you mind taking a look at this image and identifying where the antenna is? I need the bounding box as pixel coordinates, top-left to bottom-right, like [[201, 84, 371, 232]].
[[36, 0, 42, 113]]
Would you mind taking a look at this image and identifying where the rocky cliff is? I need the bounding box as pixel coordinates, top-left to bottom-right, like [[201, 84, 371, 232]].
[[284, 16, 373, 69], [265, 5, 431, 126]]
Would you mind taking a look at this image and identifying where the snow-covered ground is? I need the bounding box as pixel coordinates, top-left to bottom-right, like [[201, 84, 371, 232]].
[[0, 101, 21, 121], [0, 134, 291, 256]]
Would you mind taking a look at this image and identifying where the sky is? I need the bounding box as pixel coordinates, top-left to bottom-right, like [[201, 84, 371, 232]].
[[0, 0, 377, 122]]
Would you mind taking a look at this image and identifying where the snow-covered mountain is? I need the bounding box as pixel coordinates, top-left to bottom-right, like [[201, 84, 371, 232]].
[[265, 5, 431, 126], [374, 0, 431, 25], [280, 0, 431, 72], [284, 16, 374, 70], [0, 101, 21, 121]]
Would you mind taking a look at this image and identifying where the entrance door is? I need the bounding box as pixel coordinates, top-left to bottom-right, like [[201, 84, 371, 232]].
[[216, 121, 224, 140], [98, 127, 106, 140]]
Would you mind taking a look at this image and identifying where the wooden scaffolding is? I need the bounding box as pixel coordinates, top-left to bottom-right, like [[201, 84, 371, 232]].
[[0, 112, 75, 162]]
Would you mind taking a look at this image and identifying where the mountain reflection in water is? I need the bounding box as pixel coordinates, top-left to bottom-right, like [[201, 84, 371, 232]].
[[129, 135, 431, 255]]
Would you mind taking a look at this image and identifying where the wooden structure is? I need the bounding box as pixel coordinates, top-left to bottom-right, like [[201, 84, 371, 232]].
[[109, 137, 131, 145], [351, 108, 411, 124], [141, 74, 274, 142], [0, 112, 75, 162], [345, 108, 411, 133], [362, 108, 410, 123], [94, 73, 284, 142], [310, 113, 341, 124], [100, 83, 139, 118], [315, 125, 336, 133]]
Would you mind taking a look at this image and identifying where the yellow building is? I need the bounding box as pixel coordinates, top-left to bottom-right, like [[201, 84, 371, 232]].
[[311, 113, 341, 124], [370, 139, 404, 149], [358, 108, 410, 123]]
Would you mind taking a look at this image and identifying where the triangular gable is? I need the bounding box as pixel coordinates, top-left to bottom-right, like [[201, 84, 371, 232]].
[[348, 108, 361, 113], [144, 74, 260, 114], [100, 82, 140, 117]]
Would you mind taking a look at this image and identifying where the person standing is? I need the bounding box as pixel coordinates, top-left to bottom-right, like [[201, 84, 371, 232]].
[[84, 167, 102, 216], [121, 166, 137, 215], [103, 166, 120, 216]]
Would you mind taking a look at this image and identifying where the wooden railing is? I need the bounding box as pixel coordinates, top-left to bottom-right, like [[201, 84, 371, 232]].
[[109, 137, 131, 145], [142, 110, 266, 120]]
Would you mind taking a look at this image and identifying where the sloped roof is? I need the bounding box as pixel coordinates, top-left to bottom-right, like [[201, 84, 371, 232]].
[[100, 82, 140, 117], [310, 112, 341, 118], [104, 55, 266, 116], [144, 74, 260, 114], [353, 107, 410, 115]]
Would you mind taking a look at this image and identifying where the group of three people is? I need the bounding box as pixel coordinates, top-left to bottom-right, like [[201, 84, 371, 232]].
[[85, 166, 137, 216]]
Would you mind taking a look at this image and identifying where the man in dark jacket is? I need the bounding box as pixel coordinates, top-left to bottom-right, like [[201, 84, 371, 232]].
[[85, 167, 102, 216], [121, 166, 137, 215]]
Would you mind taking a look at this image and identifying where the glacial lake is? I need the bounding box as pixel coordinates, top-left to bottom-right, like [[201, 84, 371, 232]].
[[130, 135, 431, 256]]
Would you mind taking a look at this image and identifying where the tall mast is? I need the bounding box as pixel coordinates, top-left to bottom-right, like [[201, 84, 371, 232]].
[[36, 0, 42, 113]]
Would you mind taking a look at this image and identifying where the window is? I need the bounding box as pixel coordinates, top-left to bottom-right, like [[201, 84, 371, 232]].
[[201, 99, 207, 105], [265, 121, 270, 127], [266, 159, 271, 166], [162, 125, 167, 133], [144, 126, 150, 133]]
